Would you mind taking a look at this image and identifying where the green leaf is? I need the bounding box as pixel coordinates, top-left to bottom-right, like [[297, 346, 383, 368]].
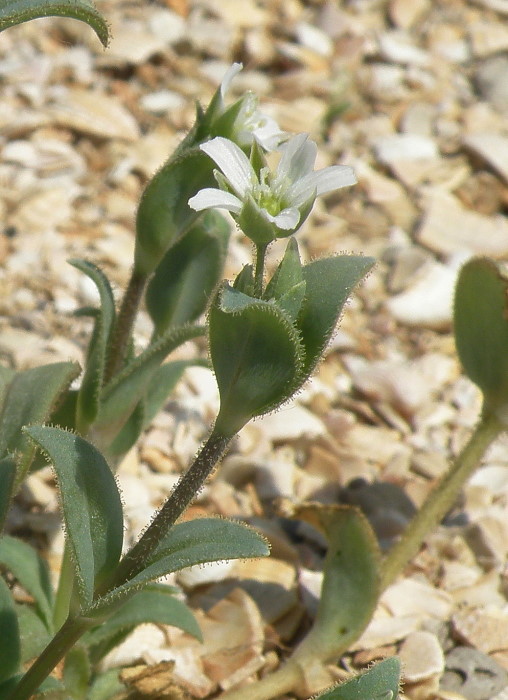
[[24, 426, 123, 608], [95, 324, 205, 443], [146, 210, 230, 337], [264, 239, 306, 322], [0, 536, 54, 631], [299, 256, 375, 377], [0, 362, 81, 484], [314, 657, 401, 700], [209, 283, 304, 435], [15, 603, 52, 663], [85, 584, 202, 656], [0, 0, 110, 47], [92, 518, 269, 613], [87, 669, 123, 700], [63, 646, 91, 700], [291, 504, 380, 663], [0, 575, 20, 683], [454, 258, 508, 412], [134, 148, 217, 276], [0, 456, 16, 533], [70, 260, 116, 432]]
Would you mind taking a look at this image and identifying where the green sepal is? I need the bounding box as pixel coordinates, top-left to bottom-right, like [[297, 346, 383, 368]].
[[95, 324, 206, 444], [291, 504, 380, 663], [454, 258, 508, 415], [69, 260, 116, 432], [209, 283, 304, 436], [0, 456, 16, 533], [314, 657, 401, 700], [0, 362, 81, 485], [146, 210, 230, 337], [0, 536, 54, 631], [299, 255, 375, 377], [0, 0, 110, 47], [0, 576, 20, 683], [84, 584, 202, 660], [23, 426, 123, 608], [134, 148, 217, 277], [88, 518, 269, 615], [238, 191, 280, 245]]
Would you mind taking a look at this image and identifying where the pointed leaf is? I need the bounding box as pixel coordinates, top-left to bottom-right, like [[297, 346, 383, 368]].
[[315, 657, 401, 700], [299, 256, 374, 376], [63, 646, 91, 700], [0, 0, 109, 47], [92, 518, 269, 612], [70, 260, 116, 431], [0, 536, 53, 631], [210, 283, 304, 435], [15, 603, 52, 663], [85, 585, 202, 653], [0, 362, 81, 483], [291, 504, 380, 662], [24, 426, 123, 607], [0, 456, 16, 533], [95, 324, 205, 442], [146, 210, 230, 336], [134, 148, 217, 276], [0, 576, 20, 683], [454, 258, 508, 411]]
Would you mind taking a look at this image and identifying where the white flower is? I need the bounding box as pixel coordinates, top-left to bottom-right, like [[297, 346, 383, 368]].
[[188, 134, 357, 243], [214, 63, 286, 151]]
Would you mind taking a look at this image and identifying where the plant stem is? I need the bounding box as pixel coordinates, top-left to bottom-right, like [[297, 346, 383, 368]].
[[104, 269, 147, 383], [381, 410, 503, 590], [101, 429, 232, 591], [52, 544, 75, 629], [7, 616, 92, 700], [220, 661, 302, 700], [253, 243, 268, 297]]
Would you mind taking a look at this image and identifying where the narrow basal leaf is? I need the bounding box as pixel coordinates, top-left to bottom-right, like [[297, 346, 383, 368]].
[[70, 260, 116, 431], [0, 456, 16, 533], [134, 148, 217, 276], [210, 283, 304, 435], [291, 504, 380, 662], [95, 324, 205, 442], [92, 518, 269, 612], [0, 362, 81, 484], [299, 256, 375, 376], [146, 210, 230, 337], [0, 576, 20, 683], [85, 584, 202, 654], [24, 426, 123, 607], [15, 603, 52, 663], [0, 0, 110, 47], [63, 646, 91, 700], [314, 657, 401, 700], [454, 258, 508, 412], [0, 535, 54, 631]]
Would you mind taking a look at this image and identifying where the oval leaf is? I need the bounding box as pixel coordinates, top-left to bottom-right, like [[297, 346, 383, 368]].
[[24, 426, 123, 607], [314, 657, 401, 700], [0, 0, 110, 47], [454, 257, 508, 411]]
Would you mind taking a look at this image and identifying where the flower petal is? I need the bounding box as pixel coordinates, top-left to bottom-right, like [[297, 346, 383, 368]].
[[264, 206, 300, 230], [289, 165, 357, 206], [220, 62, 243, 100], [200, 137, 255, 198], [276, 133, 317, 185], [188, 188, 242, 214]]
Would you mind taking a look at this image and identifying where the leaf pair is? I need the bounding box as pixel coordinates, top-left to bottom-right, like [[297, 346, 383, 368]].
[[210, 243, 374, 436]]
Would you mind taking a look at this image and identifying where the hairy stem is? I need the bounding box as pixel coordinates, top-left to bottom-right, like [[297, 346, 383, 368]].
[[104, 269, 147, 382], [6, 616, 92, 700], [101, 429, 232, 591], [253, 243, 268, 298], [381, 410, 503, 590]]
